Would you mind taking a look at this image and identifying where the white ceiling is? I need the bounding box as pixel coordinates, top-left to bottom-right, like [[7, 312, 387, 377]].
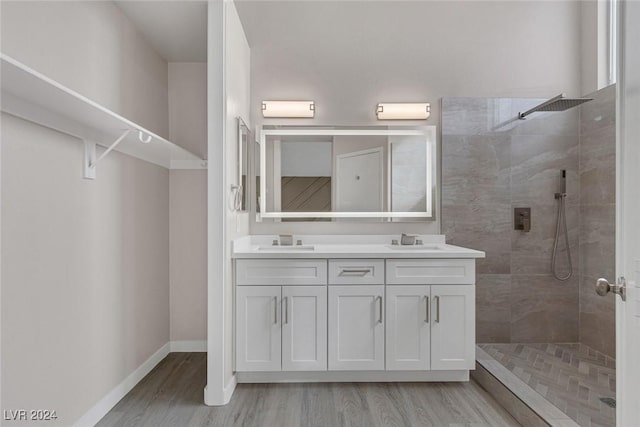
[[115, 0, 207, 62]]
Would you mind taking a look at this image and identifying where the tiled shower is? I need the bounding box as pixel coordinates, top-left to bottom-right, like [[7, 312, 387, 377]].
[[441, 85, 616, 426]]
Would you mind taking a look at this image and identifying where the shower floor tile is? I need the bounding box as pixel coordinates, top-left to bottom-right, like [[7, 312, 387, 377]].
[[479, 343, 615, 427]]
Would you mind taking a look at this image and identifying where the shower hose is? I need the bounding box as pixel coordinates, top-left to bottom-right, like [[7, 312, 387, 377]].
[[551, 193, 573, 281]]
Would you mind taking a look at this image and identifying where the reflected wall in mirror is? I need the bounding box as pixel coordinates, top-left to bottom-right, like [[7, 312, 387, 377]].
[[256, 127, 436, 222]]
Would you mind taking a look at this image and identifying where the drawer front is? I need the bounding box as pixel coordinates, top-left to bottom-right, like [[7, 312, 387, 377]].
[[236, 259, 327, 285], [386, 259, 475, 285], [328, 259, 385, 285]]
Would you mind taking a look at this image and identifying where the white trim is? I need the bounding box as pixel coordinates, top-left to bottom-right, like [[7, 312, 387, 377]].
[[237, 370, 469, 383], [224, 375, 237, 403], [260, 211, 432, 218], [205, 0, 228, 408], [170, 340, 207, 352], [261, 129, 430, 137], [71, 343, 170, 427]]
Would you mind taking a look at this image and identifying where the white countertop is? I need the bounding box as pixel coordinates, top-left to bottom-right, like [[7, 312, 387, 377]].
[[231, 235, 485, 259]]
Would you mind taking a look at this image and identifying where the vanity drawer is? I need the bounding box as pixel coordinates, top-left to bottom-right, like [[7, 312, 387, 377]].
[[236, 259, 327, 285], [328, 259, 385, 285], [386, 259, 475, 285]]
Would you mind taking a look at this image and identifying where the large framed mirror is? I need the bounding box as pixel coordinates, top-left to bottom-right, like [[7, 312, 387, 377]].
[[255, 126, 437, 222]]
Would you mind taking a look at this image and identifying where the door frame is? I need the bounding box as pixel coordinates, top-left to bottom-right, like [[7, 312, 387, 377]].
[[615, 1, 640, 425], [334, 147, 384, 213]]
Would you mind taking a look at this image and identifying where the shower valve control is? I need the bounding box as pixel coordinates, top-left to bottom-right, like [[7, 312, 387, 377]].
[[514, 207, 531, 232]]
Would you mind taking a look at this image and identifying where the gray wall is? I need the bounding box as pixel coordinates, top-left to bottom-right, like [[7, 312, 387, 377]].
[[0, 0, 169, 139], [238, 0, 583, 235], [168, 63, 208, 344], [578, 85, 616, 357], [0, 2, 190, 425], [442, 98, 580, 344], [1, 113, 170, 427]]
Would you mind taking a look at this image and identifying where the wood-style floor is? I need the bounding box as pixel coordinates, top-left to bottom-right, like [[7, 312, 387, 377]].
[[97, 352, 520, 427]]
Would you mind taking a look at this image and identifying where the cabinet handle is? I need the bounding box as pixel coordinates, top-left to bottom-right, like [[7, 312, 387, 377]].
[[434, 296, 440, 323], [376, 296, 383, 324], [283, 296, 288, 324], [273, 296, 278, 324], [425, 296, 429, 323], [340, 269, 371, 276]]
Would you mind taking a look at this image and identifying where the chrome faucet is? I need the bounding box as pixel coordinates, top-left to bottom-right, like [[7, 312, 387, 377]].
[[278, 234, 293, 246], [401, 233, 416, 246]]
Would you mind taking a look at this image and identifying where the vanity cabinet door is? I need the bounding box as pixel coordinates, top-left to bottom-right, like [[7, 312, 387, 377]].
[[328, 285, 385, 370], [430, 285, 475, 370], [236, 286, 281, 372], [282, 286, 327, 371], [385, 286, 431, 371]]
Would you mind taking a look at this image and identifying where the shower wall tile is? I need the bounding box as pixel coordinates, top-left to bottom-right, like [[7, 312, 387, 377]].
[[511, 204, 579, 275], [580, 312, 616, 358], [580, 85, 616, 135], [510, 134, 579, 207], [441, 135, 511, 206], [511, 101, 579, 137], [476, 274, 511, 343], [510, 274, 579, 343], [442, 96, 581, 345], [580, 273, 616, 358], [579, 124, 616, 205], [579, 204, 616, 280], [578, 85, 616, 358], [442, 98, 516, 136], [442, 204, 511, 274]]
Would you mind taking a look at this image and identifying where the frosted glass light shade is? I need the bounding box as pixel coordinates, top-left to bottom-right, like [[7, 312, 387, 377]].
[[262, 101, 315, 118], [376, 103, 431, 120]]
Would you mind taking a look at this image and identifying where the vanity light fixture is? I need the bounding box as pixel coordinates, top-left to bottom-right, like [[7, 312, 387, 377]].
[[262, 101, 315, 118], [376, 102, 431, 120]]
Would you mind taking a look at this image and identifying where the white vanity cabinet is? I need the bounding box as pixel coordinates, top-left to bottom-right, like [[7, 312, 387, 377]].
[[233, 245, 482, 382], [235, 286, 282, 372], [430, 285, 475, 370], [385, 285, 431, 370], [282, 286, 327, 371], [385, 259, 476, 371], [235, 260, 328, 372], [328, 285, 385, 370]]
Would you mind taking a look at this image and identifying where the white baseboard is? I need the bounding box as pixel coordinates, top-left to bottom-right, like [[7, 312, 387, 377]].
[[204, 375, 237, 406], [224, 375, 237, 403], [237, 370, 470, 383], [72, 341, 207, 427], [71, 342, 171, 427], [170, 340, 207, 352]]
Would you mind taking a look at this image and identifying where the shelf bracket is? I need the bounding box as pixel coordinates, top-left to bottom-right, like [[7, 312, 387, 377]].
[[83, 129, 131, 179]]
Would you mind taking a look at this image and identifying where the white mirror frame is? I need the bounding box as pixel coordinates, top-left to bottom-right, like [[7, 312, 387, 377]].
[[257, 126, 436, 220]]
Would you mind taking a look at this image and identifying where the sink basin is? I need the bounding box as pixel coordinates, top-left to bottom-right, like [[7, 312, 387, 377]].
[[257, 245, 315, 251], [385, 244, 444, 250]]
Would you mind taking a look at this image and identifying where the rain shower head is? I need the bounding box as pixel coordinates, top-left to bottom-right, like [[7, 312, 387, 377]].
[[518, 94, 593, 119]]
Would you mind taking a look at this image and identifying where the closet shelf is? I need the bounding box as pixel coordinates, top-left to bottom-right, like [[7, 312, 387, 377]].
[[0, 53, 206, 175]]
